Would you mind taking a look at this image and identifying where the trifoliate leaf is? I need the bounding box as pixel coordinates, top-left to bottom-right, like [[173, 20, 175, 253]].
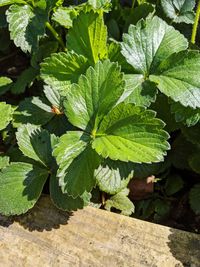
[[0, 156, 9, 169], [150, 51, 200, 109], [93, 103, 169, 163], [6, 5, 46, 53], [52, 6, 77, 28], [95, 159, 134, 195], [189, 184, 200, 214], [121, 16, 188, 75], [11, 67, 38, 94], [40, 52, 89, 92], [161, 0, 195, 24], [118, 74, 157, 107], [53, 131, 101, 197], [50, 174, 84, 211], [67, 11, 108, 65], [189, 153, 200, 174], [171, 101, 200, 127], [0, 76, 12, 95], [64, 60, 125, 131], [0, 102, 13, 130], [0, 162, 48, 215], [16, 124, 53, 168], [165, 174, 184, 196], [105, 188, 135, 216], [13, 97, 54, 127]]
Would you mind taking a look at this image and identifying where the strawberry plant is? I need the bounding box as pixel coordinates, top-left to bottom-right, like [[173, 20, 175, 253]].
[[0, 0, 199, 231]]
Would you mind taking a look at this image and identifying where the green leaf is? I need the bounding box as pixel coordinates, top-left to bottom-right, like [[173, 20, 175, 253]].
[[6, 5, 46, 53], [189, 184, 200, 215], [13, 97, 54, 127], [150, 51, 200, 109], [67, 11, 108, 65], [105, 188, 135, 216], [171, 101, 200, 127], [0, 156, 9, 169], [0, 162, 48, 215], [44, 85, 61, 109], [53, 131, 101, 197], [88, 0, 111, 12], [161, 0, 195, 24], [182, 124, 200, 145], [165, 174, 184, 196], [52, 6, 77, 28], [16, 124, 53, 168], [93, 103, 169, 163], [95, 159, 134, 195], [64, 60, 125, 131], [50, 174, 84, 211], [118, 74, 157, 107], [0, 102, 13, 130], [121, 16, 188, 75], [189, 153, 200, 174], [0, 76, 12, 95], [11, 67, 38, 94], [0, 0, 25, 7], [40, 52, 89, 92]]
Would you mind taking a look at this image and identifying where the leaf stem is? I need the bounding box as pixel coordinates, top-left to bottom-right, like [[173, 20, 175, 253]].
[[191, 0, 200, 44], [132, 0, 136, 8], [45, 22, 66, 50]]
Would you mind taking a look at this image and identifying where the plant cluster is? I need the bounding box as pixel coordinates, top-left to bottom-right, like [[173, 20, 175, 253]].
[[0, 0, 199, 227]]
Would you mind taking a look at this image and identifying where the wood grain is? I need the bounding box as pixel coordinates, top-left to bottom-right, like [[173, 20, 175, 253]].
[[0, 195, 199, 267]]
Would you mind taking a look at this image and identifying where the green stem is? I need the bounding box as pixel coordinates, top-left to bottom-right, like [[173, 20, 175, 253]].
[[191, 0, 200, 44], [132, 0, 136, 8], [45, 22, 65, 50]]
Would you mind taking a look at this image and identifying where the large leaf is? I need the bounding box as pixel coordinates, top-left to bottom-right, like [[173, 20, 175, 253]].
[[0, 102, 13, 130], [92, 103, 169, 163], [67, 11, 107, 65], [6, 5, 46, 53], [16, 124, 53, 168], [150, 51, 200, 109], [64, 60, 125, 132], [95, 159, 133, 194], [105, 188, 135, 216], [161, 0, 195, 24], [50, 174, 84, 211], [0, 162, 48, 215], [53, 131, 101, 197], [40, 52, 89, 92], [121, 16, 188, 75]]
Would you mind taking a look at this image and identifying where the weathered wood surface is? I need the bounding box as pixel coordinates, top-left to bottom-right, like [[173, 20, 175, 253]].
[[0, 196, 199, 267]]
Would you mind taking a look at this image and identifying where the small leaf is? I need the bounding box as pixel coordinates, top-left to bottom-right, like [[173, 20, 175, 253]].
[[0, 102, 13, 130], [67, 11, 108, 65], [189, 153, 200, 174], [189, 184, 200, 215], [53, 131, 101, 197], [40, 52, 89, 92], [0, 162, 48, 215], [44, 85, 61, 109], [182, 124, 200, 145], [0, 0, 25, 7], [93, 103, 169, 163], [16, 124, 53, 168], [0, 76, 12, 95], [11, 67, 38, 94], [52, 6, 77, 28], [95, 159, 134, 195], [165, 174, 184, 196], [105, 188, 135, 216], [88, 0, 111, 12], [64, 60, 125, 131], [150, 51, 200, 109], [13, 97, 54, 127], [50, 174, 84, 211], [161, 0, 195, 24]]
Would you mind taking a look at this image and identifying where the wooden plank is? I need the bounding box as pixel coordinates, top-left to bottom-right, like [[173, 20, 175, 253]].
[[0, 195, 199, 267]]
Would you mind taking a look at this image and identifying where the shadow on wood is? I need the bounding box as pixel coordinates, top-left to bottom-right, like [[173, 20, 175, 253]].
[[0, 195, 199, 266]]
